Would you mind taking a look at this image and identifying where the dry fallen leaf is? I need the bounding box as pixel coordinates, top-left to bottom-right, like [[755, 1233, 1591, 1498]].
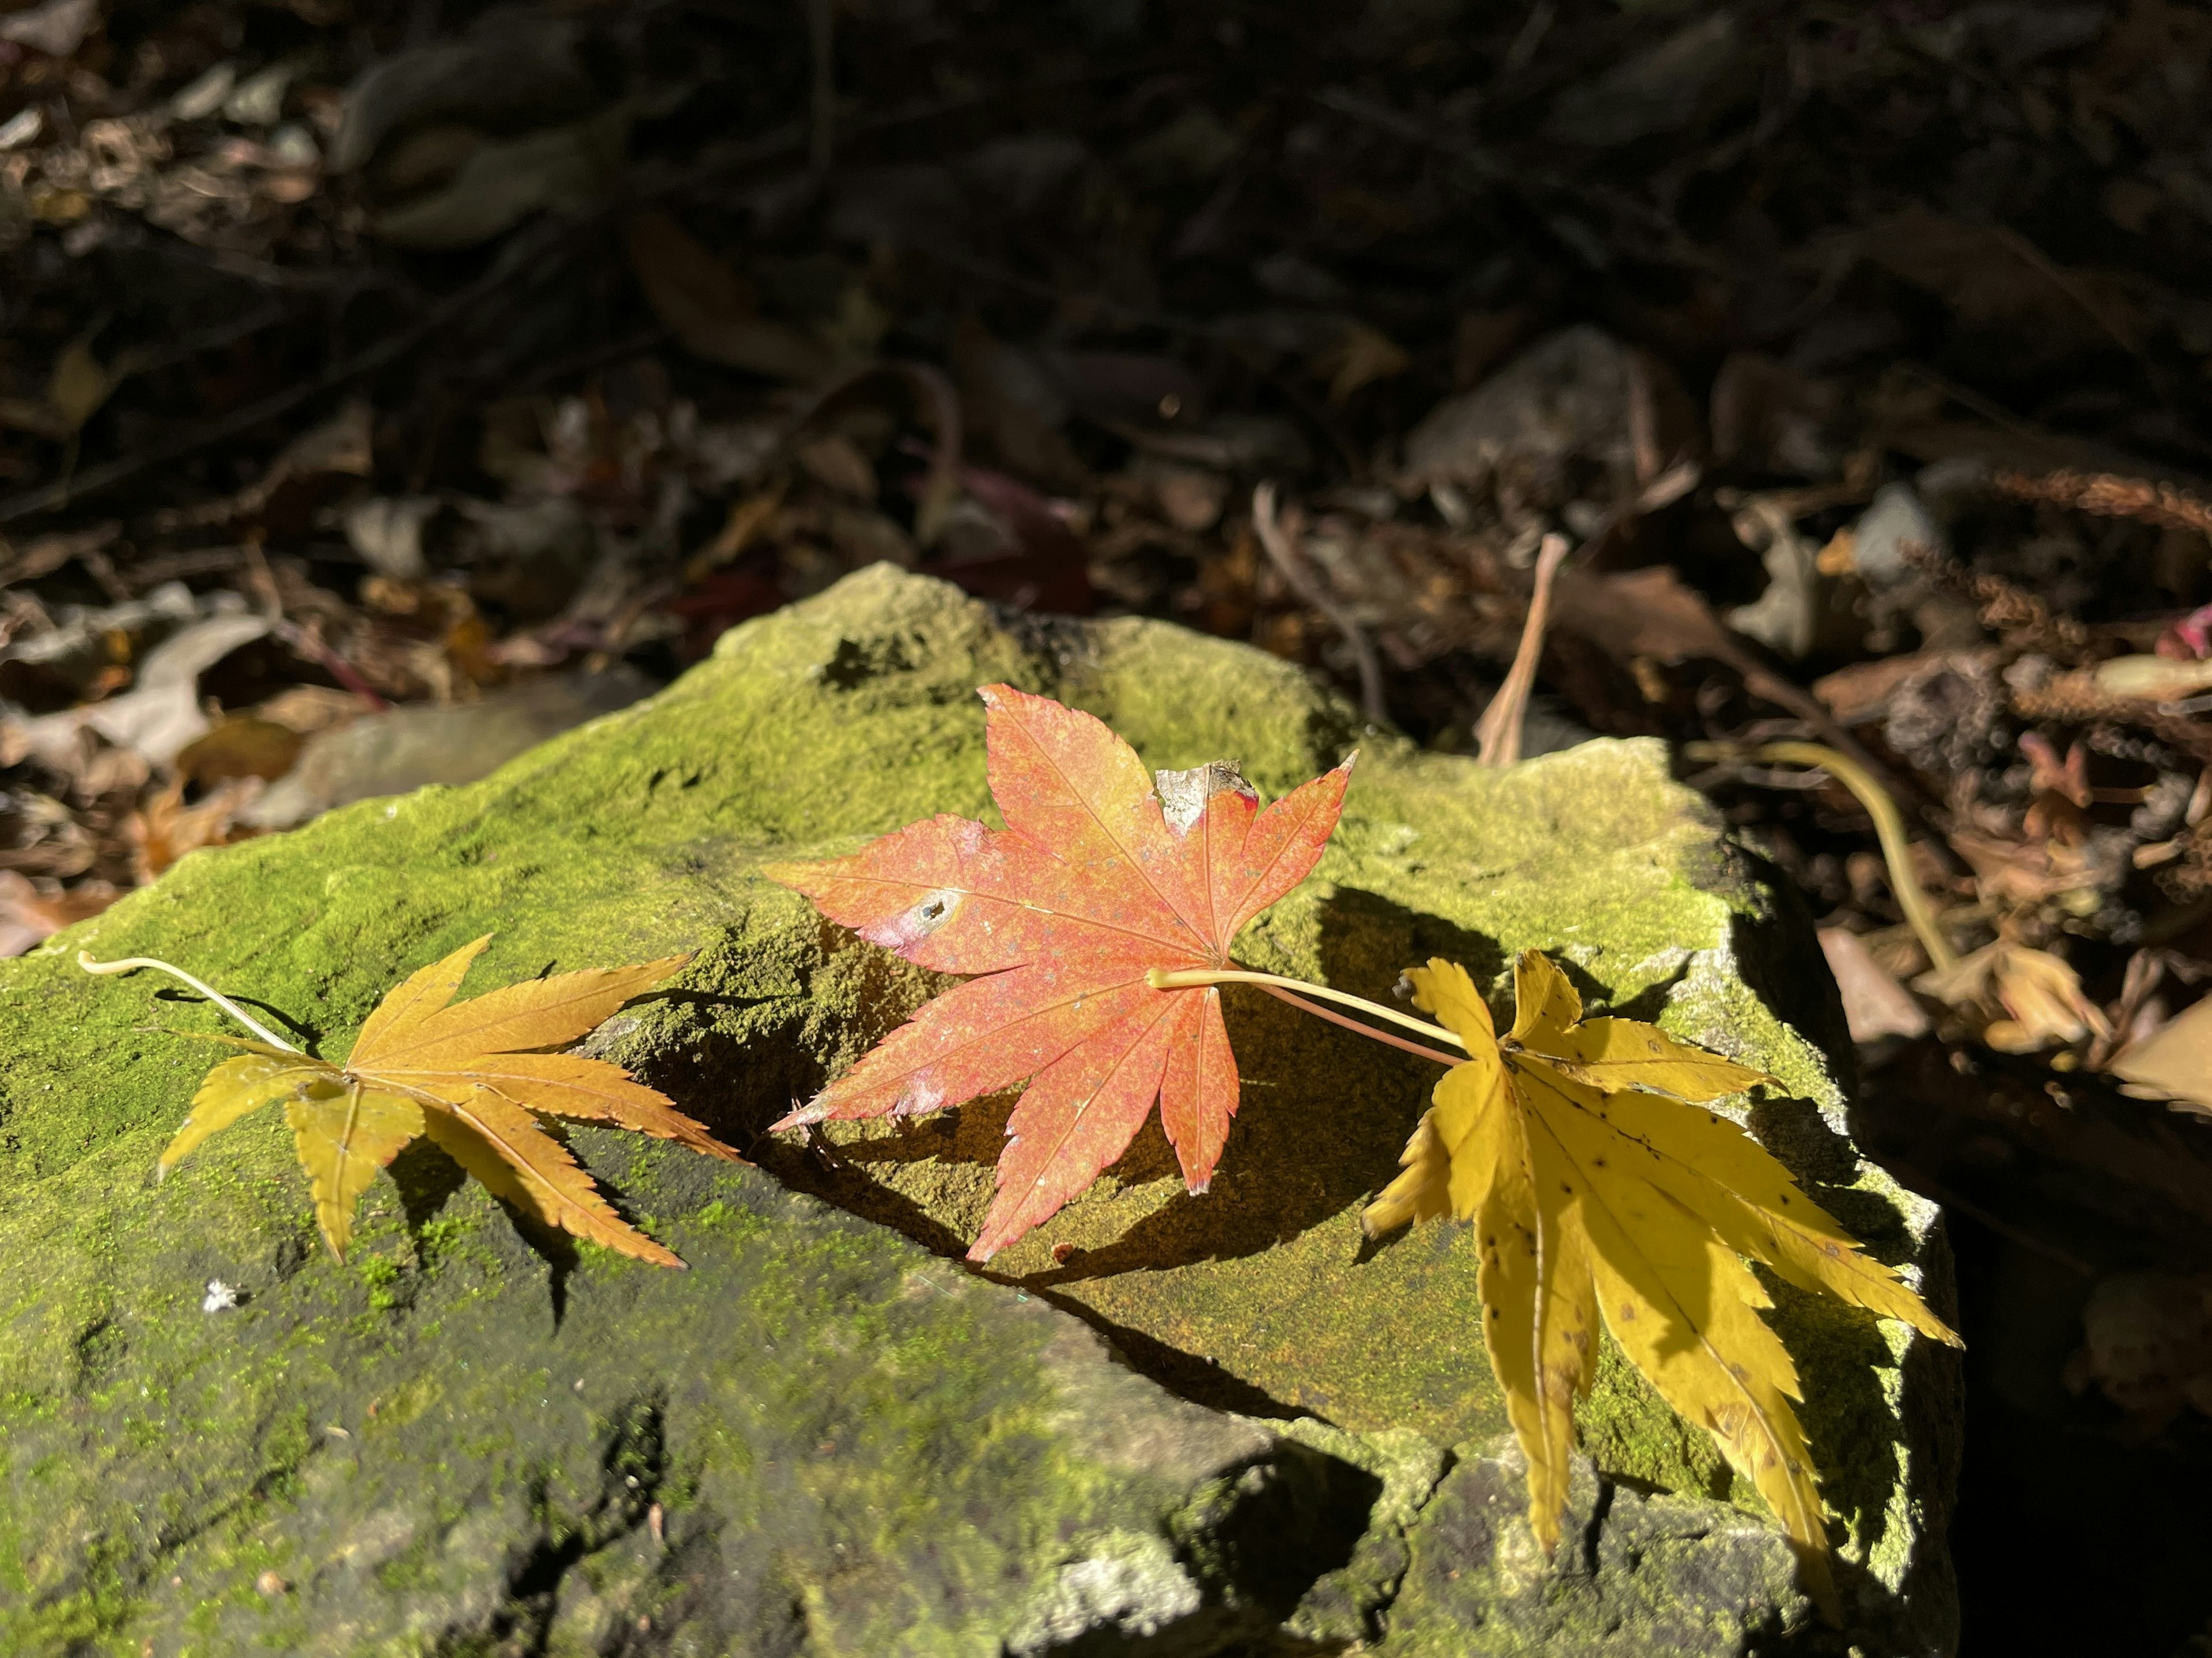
[[2111, 990, 2212, 1115], [0, 871, 118, 958], [624, 211, 836, 385], [130, 776, 261, 883], [770, 684, 1353, 1260], [146, 936, 738, 1264], [1817, 926, 1931, 1043], [1363, 951, 1959, 1618], [1916, 938, 2110, 1053]]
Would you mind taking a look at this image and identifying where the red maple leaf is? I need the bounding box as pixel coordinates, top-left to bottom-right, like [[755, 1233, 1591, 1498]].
[[767, 684, 1354, 1259]]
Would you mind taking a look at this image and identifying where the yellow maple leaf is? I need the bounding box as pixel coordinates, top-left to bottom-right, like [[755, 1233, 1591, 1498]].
[[117, 937, 738, 1266], [1362, 950, 1961, 1619]]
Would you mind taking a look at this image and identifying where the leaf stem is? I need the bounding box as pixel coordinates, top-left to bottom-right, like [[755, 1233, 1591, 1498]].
[[1257, 984, 1463, 1065], [1147, 966, 1465, 1065], [77, 951, 300, 1052]]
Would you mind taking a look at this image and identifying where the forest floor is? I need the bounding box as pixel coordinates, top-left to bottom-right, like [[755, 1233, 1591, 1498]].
[[5, 2, 2212, 1648]]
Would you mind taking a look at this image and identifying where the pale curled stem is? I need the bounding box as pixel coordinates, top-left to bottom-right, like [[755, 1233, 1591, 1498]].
[[1147, 965, 1465, 1065], [77, 951, 300, 1052], [1683, 739, 1960, 973]]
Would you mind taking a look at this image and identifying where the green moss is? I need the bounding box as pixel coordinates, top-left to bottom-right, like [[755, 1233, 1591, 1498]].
[[0, 566, 1954, 1653]]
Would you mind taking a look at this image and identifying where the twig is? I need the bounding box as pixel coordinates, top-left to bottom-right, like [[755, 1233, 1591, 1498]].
[[1309, 86, 1726, 276], [1990, 225, 2141, 361], [1260, 984, 1463, 1067], [1252, 481, 1388, 727], [1147, 965, 1462, 1066], [1476, 532, 1569, 766], [273, 619, 389, 712]]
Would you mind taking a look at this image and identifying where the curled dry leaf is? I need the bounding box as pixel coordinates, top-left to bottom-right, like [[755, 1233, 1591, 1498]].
[[1915, 938, 2111, 1053], [1816, 926, 1931, 1043], [768, 684, 1353, 1261], [2111, 989, 2212, 1116], [1363, 951, 1959, 1619], [154, 937, 738, 1264]]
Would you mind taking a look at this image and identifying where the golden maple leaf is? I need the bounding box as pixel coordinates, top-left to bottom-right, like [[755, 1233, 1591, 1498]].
[[151, 936, 738, 1266], [1362, 951, 1961, 1618]]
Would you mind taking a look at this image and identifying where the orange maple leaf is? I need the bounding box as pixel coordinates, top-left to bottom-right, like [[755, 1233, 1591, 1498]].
[[768, 684, 1353, 1259]]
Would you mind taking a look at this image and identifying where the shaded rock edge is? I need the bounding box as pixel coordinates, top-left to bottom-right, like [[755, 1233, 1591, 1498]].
[[0, 565, 1958, 1655]]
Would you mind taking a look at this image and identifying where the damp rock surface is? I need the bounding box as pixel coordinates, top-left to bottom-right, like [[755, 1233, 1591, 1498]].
[[0, 565, 1957, 1653]]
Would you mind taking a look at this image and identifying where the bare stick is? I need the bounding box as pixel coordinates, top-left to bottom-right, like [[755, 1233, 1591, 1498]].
[[1252, 481, 1388, 726]]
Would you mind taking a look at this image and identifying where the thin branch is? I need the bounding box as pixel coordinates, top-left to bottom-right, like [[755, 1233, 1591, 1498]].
[[1252, 480, 1388, 727]]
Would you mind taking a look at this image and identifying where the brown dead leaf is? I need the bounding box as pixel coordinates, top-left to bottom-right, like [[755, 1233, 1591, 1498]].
[[2112, 989, 2212, 1116], [49, 335, 131, 435], [624, 211, 835, 385], [1868, 206, 2141, 356], [0, 870, 118, 957], [131, 777, 260, 883], [1918, 939, 2111, 1053], [796, 434, 879, 500], [255, 685, 373, 736], [1317, 321, 1411, 403], [177, 718, 307, 787]]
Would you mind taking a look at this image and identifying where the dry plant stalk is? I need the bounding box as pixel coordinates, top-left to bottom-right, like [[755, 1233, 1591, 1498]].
[[1475, 532, 1570, 767], [1995, 467, 2212, 540]]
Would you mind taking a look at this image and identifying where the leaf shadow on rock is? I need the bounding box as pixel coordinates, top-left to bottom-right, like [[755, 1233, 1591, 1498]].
[[385, 1130, 625, 1330], [591, 885, 1945, 1646], [1006, 887, 1502, 1288], [151, 984, 321, 1051]]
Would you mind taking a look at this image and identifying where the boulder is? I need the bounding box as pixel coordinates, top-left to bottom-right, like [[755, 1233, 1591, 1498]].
[[0, 564, 1959, 1653]]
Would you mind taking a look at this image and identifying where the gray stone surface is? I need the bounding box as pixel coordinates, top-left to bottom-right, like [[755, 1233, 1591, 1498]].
[[0, 566, 1960, 1653]]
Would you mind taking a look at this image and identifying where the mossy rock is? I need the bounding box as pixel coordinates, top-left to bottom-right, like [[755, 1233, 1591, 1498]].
[[0, 565, 1959, 1654]]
